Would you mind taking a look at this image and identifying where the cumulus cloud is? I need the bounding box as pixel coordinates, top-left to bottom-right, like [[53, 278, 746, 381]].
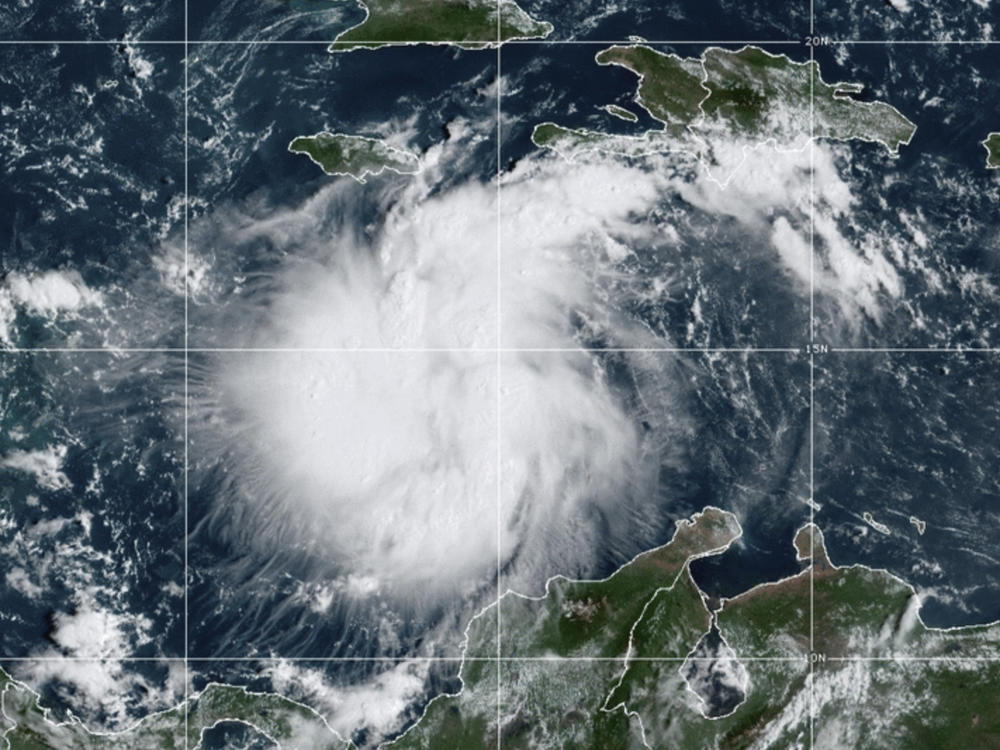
[[681, 629, 749, 719], [15, 658, 183, 732], [0, 270, 103, 345], [50, 605, 139, 658], [1, 445, 71, 491], [0, 499, 174, 731], [5, 566, 43, 598], [675, 142, 903, 326], [266, 660, 428, 740], [13, 594, 168, 731], [7, 269, 102, 314]]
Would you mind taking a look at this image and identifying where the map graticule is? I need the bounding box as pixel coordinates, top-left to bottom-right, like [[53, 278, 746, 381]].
[[1, 1, 1000, 749]]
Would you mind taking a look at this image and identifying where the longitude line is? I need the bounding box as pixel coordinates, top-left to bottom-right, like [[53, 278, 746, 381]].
[[1, 15, 996, 750], [183, 0, 190, 745], [495, 3, 503, 749], [808, 35, 816, 750]]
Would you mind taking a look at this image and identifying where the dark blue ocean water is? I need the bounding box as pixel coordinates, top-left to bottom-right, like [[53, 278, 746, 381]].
[[2, 0, 1000, 737], [182, 36, 1000, 642], [0, 353, 185, 659]]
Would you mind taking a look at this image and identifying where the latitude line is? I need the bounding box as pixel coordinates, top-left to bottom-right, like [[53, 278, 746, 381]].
[[3, 38, 1000, 45], [832, 39, 1000, 44], [3, 346, 998, 354], [0, 656, 805, 663], [0, 347, 800, 354], [1, 25, 996, 748], [830, 347, 999, 353], [0, 38, 805, 45], [1, 655, 996, 662]]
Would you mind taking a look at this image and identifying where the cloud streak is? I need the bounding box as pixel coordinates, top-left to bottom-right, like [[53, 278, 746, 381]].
[[188, 147, 675, 602]]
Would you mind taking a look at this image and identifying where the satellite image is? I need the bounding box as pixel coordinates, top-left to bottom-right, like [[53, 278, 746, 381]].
[[1, 0, 999, 748]]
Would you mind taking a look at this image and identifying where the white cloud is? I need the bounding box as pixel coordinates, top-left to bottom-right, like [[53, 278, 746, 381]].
[[1, 445, 71, 491], [7, 269, 102, 314], [16, 658, 181, 732], [13, 594, 169, 731], [0, 270, 103, 345], [183, 128, 910, 602], [266, 660, 428, 740], [189, 153, 673, 595], [5, 566, 43, 598], [675, 142, 903, 326], [50, 606, 131, 658]]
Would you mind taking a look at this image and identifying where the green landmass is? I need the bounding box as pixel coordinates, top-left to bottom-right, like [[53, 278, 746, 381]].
[[490, 507, 740, 659], [329, 0, 552, 51], [717, 525, 1000, 662], [596, 46, 706, 137], [533, 45, 917, 168], [5, 515, 1000, 749], [0, 674, 352, 749], [531, 122, 677, 160], [984, 132, 1000, 169], [700, 46, 915, 150], [531, 123, 602, 149], [600, 104, 639, 123], [385, 507, 743, 749], [288, 132, 420, 182], [385, 517, 1000, 749]]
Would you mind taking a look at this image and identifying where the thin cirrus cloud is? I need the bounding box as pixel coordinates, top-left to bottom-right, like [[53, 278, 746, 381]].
[[185, 127, 897, 598], [187, 151, 675, 596]]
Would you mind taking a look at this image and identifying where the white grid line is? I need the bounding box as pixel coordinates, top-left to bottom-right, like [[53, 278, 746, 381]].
[[829, 347, 999, 353], [0, 347, 797, 353], [1, 20, 998, 749], [183, 0, 190, 743], [0, 38, 806, 45], [833, 39, 1000, 44], [183, 0, 190, 741], [807, 34, 817, 750], [2, 38, 1000, 45], [8, 346, 999, 354], [1, 655, 995, 663], [496, 0, 504, 743]]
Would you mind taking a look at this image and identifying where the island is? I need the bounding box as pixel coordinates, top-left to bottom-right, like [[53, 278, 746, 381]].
[[601, 104, 639, 122], [984, 132, 1000, 169], [288, 132, 420, 182], [4, 511, 999, 748], [329, 0, 553, 51], [532, 45, 918, 177]]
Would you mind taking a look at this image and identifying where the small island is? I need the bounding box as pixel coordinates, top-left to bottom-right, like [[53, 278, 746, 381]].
[[600, 103, 639, 122], [984, 132, 1000, 169], [329, 0, 552, 51], [288, 132, 420, 182]]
